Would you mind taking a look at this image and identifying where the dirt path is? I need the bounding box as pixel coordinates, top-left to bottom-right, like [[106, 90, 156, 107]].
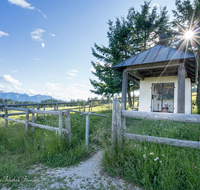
[[18, 150, 142, 190]]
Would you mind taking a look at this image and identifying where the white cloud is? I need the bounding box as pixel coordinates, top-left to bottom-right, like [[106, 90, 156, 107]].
[[66, 77, 72, 80], [0, 74, 22, 86], [0, 59, 3, 62], [25, 89, 38, 95], [73, 83, 84, 87], [13, 84, 21, 90], [0, 84, 13, 92], [90, 67, 95, 72], [0, 31, 9, 37], [34, 58, 40, 61], [68, 70, 79, 73], [8, 0, 34, 9], [153, 3, 159, 7], [37, 9, 47, 19], [46, 82, 61, 91], [11, 69, 17, 73], [67, 73, 76, 77], [30, 28, 45, 41], [50, 34, 55, 37], [41, 43, 45, 48]]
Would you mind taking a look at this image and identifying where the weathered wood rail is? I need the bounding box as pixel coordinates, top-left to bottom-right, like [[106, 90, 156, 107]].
[[112, 99, 200, 150], [0, 99, 112, 116], [0, 106, 109, 150]]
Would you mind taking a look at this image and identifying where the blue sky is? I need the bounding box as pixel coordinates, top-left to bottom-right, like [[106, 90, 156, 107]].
[[0, 0, 177, 101]]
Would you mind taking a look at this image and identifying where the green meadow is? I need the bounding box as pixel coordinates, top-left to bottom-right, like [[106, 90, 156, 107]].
[[0, 102, 200, 189]]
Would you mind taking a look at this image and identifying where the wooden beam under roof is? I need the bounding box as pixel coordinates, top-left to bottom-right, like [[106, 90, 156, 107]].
[[126, 70, 144, 80], [127, 62, 181, 71]]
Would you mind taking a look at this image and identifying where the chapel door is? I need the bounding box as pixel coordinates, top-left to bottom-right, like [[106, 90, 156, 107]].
[[151, 83, 174, 113]]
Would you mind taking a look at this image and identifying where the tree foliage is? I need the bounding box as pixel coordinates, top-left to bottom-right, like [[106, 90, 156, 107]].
[[172, 0, 200, 111], [90, 1, 169, 104]]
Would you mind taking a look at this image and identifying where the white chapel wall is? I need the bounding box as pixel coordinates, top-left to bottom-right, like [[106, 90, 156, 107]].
[[138, 76, 191, 114]]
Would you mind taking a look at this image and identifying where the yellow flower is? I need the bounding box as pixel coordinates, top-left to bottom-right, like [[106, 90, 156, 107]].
[[150, 152, 154, 155]]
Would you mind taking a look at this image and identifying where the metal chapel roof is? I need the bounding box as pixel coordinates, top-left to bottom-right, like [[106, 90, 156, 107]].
[[112, 44, 195, 69]]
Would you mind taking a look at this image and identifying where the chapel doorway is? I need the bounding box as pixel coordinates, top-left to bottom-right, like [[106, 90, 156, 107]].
[[151, 83, 174, 113]]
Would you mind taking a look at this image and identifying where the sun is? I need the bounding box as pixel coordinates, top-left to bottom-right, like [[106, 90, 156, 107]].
[[184, 30, 194, 40]]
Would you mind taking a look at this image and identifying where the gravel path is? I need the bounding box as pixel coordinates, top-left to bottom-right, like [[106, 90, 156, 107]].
[[19, 150, 142, 190]]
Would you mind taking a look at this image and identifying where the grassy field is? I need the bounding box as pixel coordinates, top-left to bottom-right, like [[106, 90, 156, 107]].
[[102, 112, 200, 189], [0, 104, 112, 189], [0, 103, 200, 189]]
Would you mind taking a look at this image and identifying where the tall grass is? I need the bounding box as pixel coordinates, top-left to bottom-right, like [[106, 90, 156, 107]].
[[102, 118, 200, 189], [0, 105, 112, 189]]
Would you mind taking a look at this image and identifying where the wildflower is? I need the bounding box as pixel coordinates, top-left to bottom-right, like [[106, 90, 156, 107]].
[[154, 158, 157, 161], [162, 154, 165, 157], [144, 147, 147, 150], [159, 161, 162, 163], [156, 157, 159, 160], [143, 154, 146, 158], [150, 152, 154, 155]]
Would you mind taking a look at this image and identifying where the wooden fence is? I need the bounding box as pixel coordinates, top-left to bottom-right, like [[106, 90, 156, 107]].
[[0, 105, 108, 150], [112, 99, 200, 150]]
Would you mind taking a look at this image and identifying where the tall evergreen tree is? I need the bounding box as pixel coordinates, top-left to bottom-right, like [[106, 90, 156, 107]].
[[90, 1, 169, 107], [172, 0, 200, 112]]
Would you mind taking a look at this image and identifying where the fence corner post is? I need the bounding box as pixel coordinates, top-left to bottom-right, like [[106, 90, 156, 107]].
[[112, 99, 121, 149], [65, 110, 71, 143], [5, 104, 8, 127], [85, 113, 90, 150], [32, 107, 35, 132], [25, 108, 29, 133], [59, 110, 63, 138]]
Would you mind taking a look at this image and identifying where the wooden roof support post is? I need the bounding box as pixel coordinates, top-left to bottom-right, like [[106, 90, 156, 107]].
[[122, 70, 128, 110], [177, 64, 185, 113]]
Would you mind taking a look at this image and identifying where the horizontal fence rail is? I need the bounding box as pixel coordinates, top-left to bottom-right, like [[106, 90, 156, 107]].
[[112, 99, 200, 150], [125, 133, 200, 149], [0, 105, 109, 150], [121, 110, 200, 123]]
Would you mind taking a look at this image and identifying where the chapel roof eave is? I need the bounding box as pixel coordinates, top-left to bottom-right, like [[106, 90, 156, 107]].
[[112, 44, 197, 83]]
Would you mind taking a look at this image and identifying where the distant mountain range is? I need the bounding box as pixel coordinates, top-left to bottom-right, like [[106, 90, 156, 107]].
[[0, 90, 54, 102]]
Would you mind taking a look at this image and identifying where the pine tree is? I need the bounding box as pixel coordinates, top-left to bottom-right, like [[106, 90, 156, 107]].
[[90, 1, 169, 107]]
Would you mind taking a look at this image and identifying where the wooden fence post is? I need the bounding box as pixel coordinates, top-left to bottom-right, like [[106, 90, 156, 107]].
[[32, 107, 35, 132], [65, 110, 71, 143], [91, 100, 93, 112], [5, 104, 8, 127], [112, 99, 119, 148], [43, 106, 45, 119], [121, 102, 126, 144], [116, 100, 122, 150], [36, 105, 39, 120], [84, 101, 86, 112], [59, 110, 63, 138], [111, 99, 122, 150], [89, 101, 91, 112], [86, 113, 90, 150], [56, 103, 58, 111], [54, 104, 56, 111], [25, 108, 29, 133]]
